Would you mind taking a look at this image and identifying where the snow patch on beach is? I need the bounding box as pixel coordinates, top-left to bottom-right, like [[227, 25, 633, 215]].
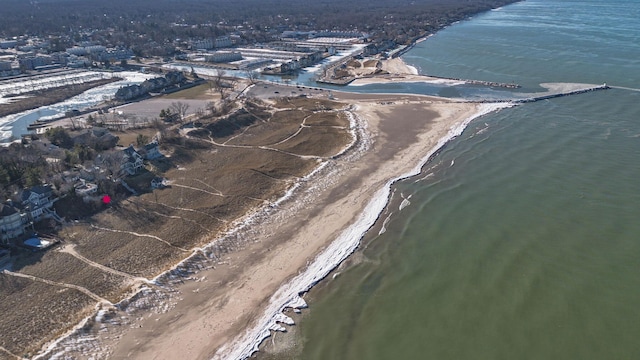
[[214, 101, 513, 360]]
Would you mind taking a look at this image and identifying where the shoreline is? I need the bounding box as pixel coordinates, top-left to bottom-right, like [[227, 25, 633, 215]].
[[215, 101, 512, 360], [28, 72, 610, 360], [22, 46, 600, 360], [38, 89, 509, 360], [26, 15, 518, 358]]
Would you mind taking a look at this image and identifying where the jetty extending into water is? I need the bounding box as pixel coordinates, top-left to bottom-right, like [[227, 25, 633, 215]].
[[469, 83, 611, 104], [514, 84, 610, 103]]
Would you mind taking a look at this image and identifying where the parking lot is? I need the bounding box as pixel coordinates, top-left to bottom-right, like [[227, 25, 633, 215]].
[[246, 81, 330, 100]]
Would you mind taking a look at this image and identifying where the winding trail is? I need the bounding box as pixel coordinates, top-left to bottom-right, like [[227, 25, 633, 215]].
[[223, 106, 269, 146], [0, 346, 21, 359], [189, 127, 322, 160], [90, 225, 189, 252], [2, 270, 111, 305], [58, 244, 152, 285], [268, 114, 313, 147], [171, 183, 226, 197], [194, 179, 226, 195], [219, 107, 351, 158], [141, 208, 212, 233], [170, 179, 267, 208], [138, 198, 228, 223]]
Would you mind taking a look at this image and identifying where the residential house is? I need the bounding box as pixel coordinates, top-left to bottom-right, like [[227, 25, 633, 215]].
[[151, 177, 167, 189], [20, 184, 55, 223], [115, 71, 186, 101], [0, 202, 25, 243], [141, 141, 162, 160], [74, 180, 98, 196], [71, 127, 119, 150], [120, 145, 144, 176]]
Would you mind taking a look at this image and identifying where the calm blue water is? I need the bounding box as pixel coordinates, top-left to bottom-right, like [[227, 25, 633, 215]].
[[292, 1, 640, 359]]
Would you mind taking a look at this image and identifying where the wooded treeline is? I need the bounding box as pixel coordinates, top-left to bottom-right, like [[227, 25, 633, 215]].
[[1, 0, 519, 55]]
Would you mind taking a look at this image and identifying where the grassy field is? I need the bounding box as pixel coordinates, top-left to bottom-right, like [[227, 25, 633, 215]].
[[115, 127, 159, 147], [0, 273, 95, 357], [0, 93, 353, 358], [162, 82, 214, 100]]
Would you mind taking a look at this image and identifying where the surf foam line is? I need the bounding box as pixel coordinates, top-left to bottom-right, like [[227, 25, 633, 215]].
[[214, 102, 514, 360]]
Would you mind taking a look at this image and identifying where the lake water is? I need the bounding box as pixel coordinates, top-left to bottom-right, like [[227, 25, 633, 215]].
[[294, 1, 640, 359]]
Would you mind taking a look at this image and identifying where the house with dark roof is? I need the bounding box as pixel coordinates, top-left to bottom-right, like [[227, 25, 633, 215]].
[[120, 145, 144, 176], [0, 202, 25, 244], [21, 184, 55, 223], [151, 177, 167, 189], [71, 127, 119, 150], [141, 141, 162, 160]]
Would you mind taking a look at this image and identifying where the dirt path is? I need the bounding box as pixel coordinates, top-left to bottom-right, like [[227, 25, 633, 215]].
[[192, 129, 323, 160], [137, 198, 228, 223], [59, 244, 152, 285], [0, 346, 22, 360], [90, 224, 190, 253], [2, 270, 111, 305]]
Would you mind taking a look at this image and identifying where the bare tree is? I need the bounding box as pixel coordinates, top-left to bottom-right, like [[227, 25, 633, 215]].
[[213, 69, 230, 99], [152, 118, 168, 141], [245, 69, 259, 85], [227, 77, 238, 97], [195, 107, 204, 118], [170, 101, 190, 123], [97, 150, 125, 178], [69, 117, 80, 130], [205, 101, 217, 116]]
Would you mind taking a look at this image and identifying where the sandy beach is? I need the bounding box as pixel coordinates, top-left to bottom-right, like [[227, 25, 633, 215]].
[[67, 89, 501, 359], [0, 56, 516, 360]]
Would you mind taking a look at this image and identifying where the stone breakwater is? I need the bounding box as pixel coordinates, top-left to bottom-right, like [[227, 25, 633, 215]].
[[469, 84, 610, 104], [514, 84, 610, 103]]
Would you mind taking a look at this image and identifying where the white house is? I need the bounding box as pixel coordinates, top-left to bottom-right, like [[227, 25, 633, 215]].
[[74, 180, 99, 196]]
